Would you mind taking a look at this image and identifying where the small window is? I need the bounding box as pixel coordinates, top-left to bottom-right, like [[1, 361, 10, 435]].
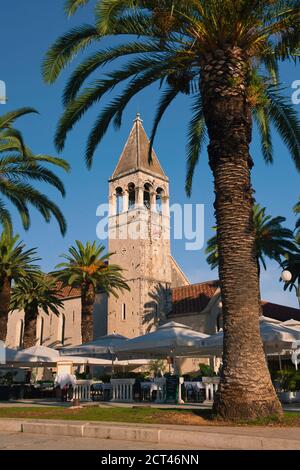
[[128, 183, 135, 209], [58, 313, 66, 345], [156, 187, 164, 212], [36, 316, 44, 346], [116, 187, 123, 214], [143, 183, 151, 209], [121, 303, 126, 321], [16, 319, 24, 348]]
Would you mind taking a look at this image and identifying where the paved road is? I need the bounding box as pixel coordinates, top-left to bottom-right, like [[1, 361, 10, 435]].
[[0, 431, 205, 450]]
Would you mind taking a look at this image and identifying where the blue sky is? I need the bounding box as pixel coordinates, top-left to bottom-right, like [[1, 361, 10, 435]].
[[1, 0, 299, 307]]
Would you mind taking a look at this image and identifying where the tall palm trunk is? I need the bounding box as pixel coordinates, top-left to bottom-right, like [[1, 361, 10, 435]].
[[201, 46, 282, 420], [81, 283, 95, 343], [0, 276, 11, 343], [23, 308, 37, 349]]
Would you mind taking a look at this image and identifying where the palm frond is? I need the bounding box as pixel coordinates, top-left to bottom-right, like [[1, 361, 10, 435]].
[[65, 0, 91, 16], [185, 92, 206, 197], [42, 25, 100, 84], [148, 86, 179, 163], [266, 87, 300, 171]]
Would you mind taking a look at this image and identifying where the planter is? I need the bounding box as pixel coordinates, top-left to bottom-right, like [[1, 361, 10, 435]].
[[278, 391, 294, 403], [0, 385, 10, 401]]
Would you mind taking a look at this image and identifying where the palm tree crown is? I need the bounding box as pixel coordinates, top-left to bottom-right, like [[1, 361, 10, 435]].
[[54, 240, 130, 296], [10, 273, 64, 349], [0, 231, 40, 342], [206, 204, 298, 273], [53, 240, 130, 343], [10, 273, 64, 317], [0, 231, 40, 283], [0, 108, 70, 234], [43, 0, 300, 185]]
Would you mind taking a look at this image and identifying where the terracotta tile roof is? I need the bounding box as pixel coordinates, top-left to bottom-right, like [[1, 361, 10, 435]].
[[170, 280, 219, 315], [55, 277, 300, 322], [55, 282, 81, 299], [169, 281, 300, 321], [261, 301, 300, 322]]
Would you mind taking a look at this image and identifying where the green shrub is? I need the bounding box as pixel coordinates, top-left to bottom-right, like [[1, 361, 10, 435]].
[[275, 370, 300, 391], [198, 363, 215, 377]]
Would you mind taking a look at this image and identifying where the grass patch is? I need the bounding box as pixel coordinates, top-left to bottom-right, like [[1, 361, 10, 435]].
[[0, 406, 299, 426]]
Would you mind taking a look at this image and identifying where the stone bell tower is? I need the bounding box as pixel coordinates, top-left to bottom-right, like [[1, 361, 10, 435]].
[[107, 114, 172, 337]]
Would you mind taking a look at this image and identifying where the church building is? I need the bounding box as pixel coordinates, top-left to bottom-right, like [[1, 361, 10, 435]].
[[6, 115, 300, 371]]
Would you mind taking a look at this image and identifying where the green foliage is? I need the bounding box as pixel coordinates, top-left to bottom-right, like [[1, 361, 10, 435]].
[[0, 231, 40, 283], [0, 108, 69, 234], [10, 272, 64, 317], [206, 203, 298, 271], [198, 363, 216, 377], [42, 0, 300, 184], [275, 370, 300, 392], [0, 371, 17, 386], [148, 359, 166, 377], [281, 250, 300, 293], [53, 240, 130, 297]]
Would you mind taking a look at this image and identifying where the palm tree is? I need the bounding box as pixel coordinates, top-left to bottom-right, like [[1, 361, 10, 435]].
[[43, 1, 300, 419], [53, 241, 130, 343], [10, 273, 64, 349], [206, 204, 297, 276], [0, 231, 39, 342], [0, 108, 69, 234], [281, 251, 300, 307], [294, 198, 300, 243]]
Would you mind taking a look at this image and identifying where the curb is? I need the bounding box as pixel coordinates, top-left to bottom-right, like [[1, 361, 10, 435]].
[[0, 419, 300, 450]]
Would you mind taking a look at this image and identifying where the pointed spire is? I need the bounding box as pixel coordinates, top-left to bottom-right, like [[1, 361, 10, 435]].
[[111, 114, 167, 180]]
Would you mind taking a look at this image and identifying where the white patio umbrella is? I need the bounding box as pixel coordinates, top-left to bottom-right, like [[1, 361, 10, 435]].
[[199, 316, 300, 356], [60, 334, 128, 357], [6, 345, 115, 367], [280, 319, 300, 331], [0, 346, 20, 366], [114, 322, 209, 359]]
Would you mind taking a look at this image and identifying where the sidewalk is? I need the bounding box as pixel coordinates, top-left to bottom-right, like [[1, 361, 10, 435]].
[[0, 417, 299, 450]]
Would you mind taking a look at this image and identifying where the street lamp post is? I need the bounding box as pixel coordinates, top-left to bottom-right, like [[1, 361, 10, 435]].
[[281, 270, 300, 308]]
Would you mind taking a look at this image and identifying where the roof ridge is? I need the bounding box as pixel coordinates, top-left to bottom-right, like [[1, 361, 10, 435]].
[[172, 280, 219, 290]]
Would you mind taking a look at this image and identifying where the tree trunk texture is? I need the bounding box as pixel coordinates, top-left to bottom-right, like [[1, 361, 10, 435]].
[[0, 277, 11, 343], [81, 283, 95, 344], [23, 308, 37, 349], [201, 46, 282, 420]]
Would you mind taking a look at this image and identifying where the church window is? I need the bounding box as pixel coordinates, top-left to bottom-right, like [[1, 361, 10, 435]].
[[16, 319, 24, 348], [116, 187, 123, 213], [58, 313, 66, 345], [36, 316, 44, 345], [156, 187, 164, 212], [121, 303, 126, 321], [143, 183, 151, 209], [128, 183, 135, 209]]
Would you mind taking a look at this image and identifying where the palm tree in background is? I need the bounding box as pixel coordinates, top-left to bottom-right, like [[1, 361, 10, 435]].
[[53, 241, 130, 343], [43, 0, 300, 419], [0, 231, 39, 343], [10, 273, 64, 349], [206, 204, 297, 276], [0, 108, 69, 234]]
